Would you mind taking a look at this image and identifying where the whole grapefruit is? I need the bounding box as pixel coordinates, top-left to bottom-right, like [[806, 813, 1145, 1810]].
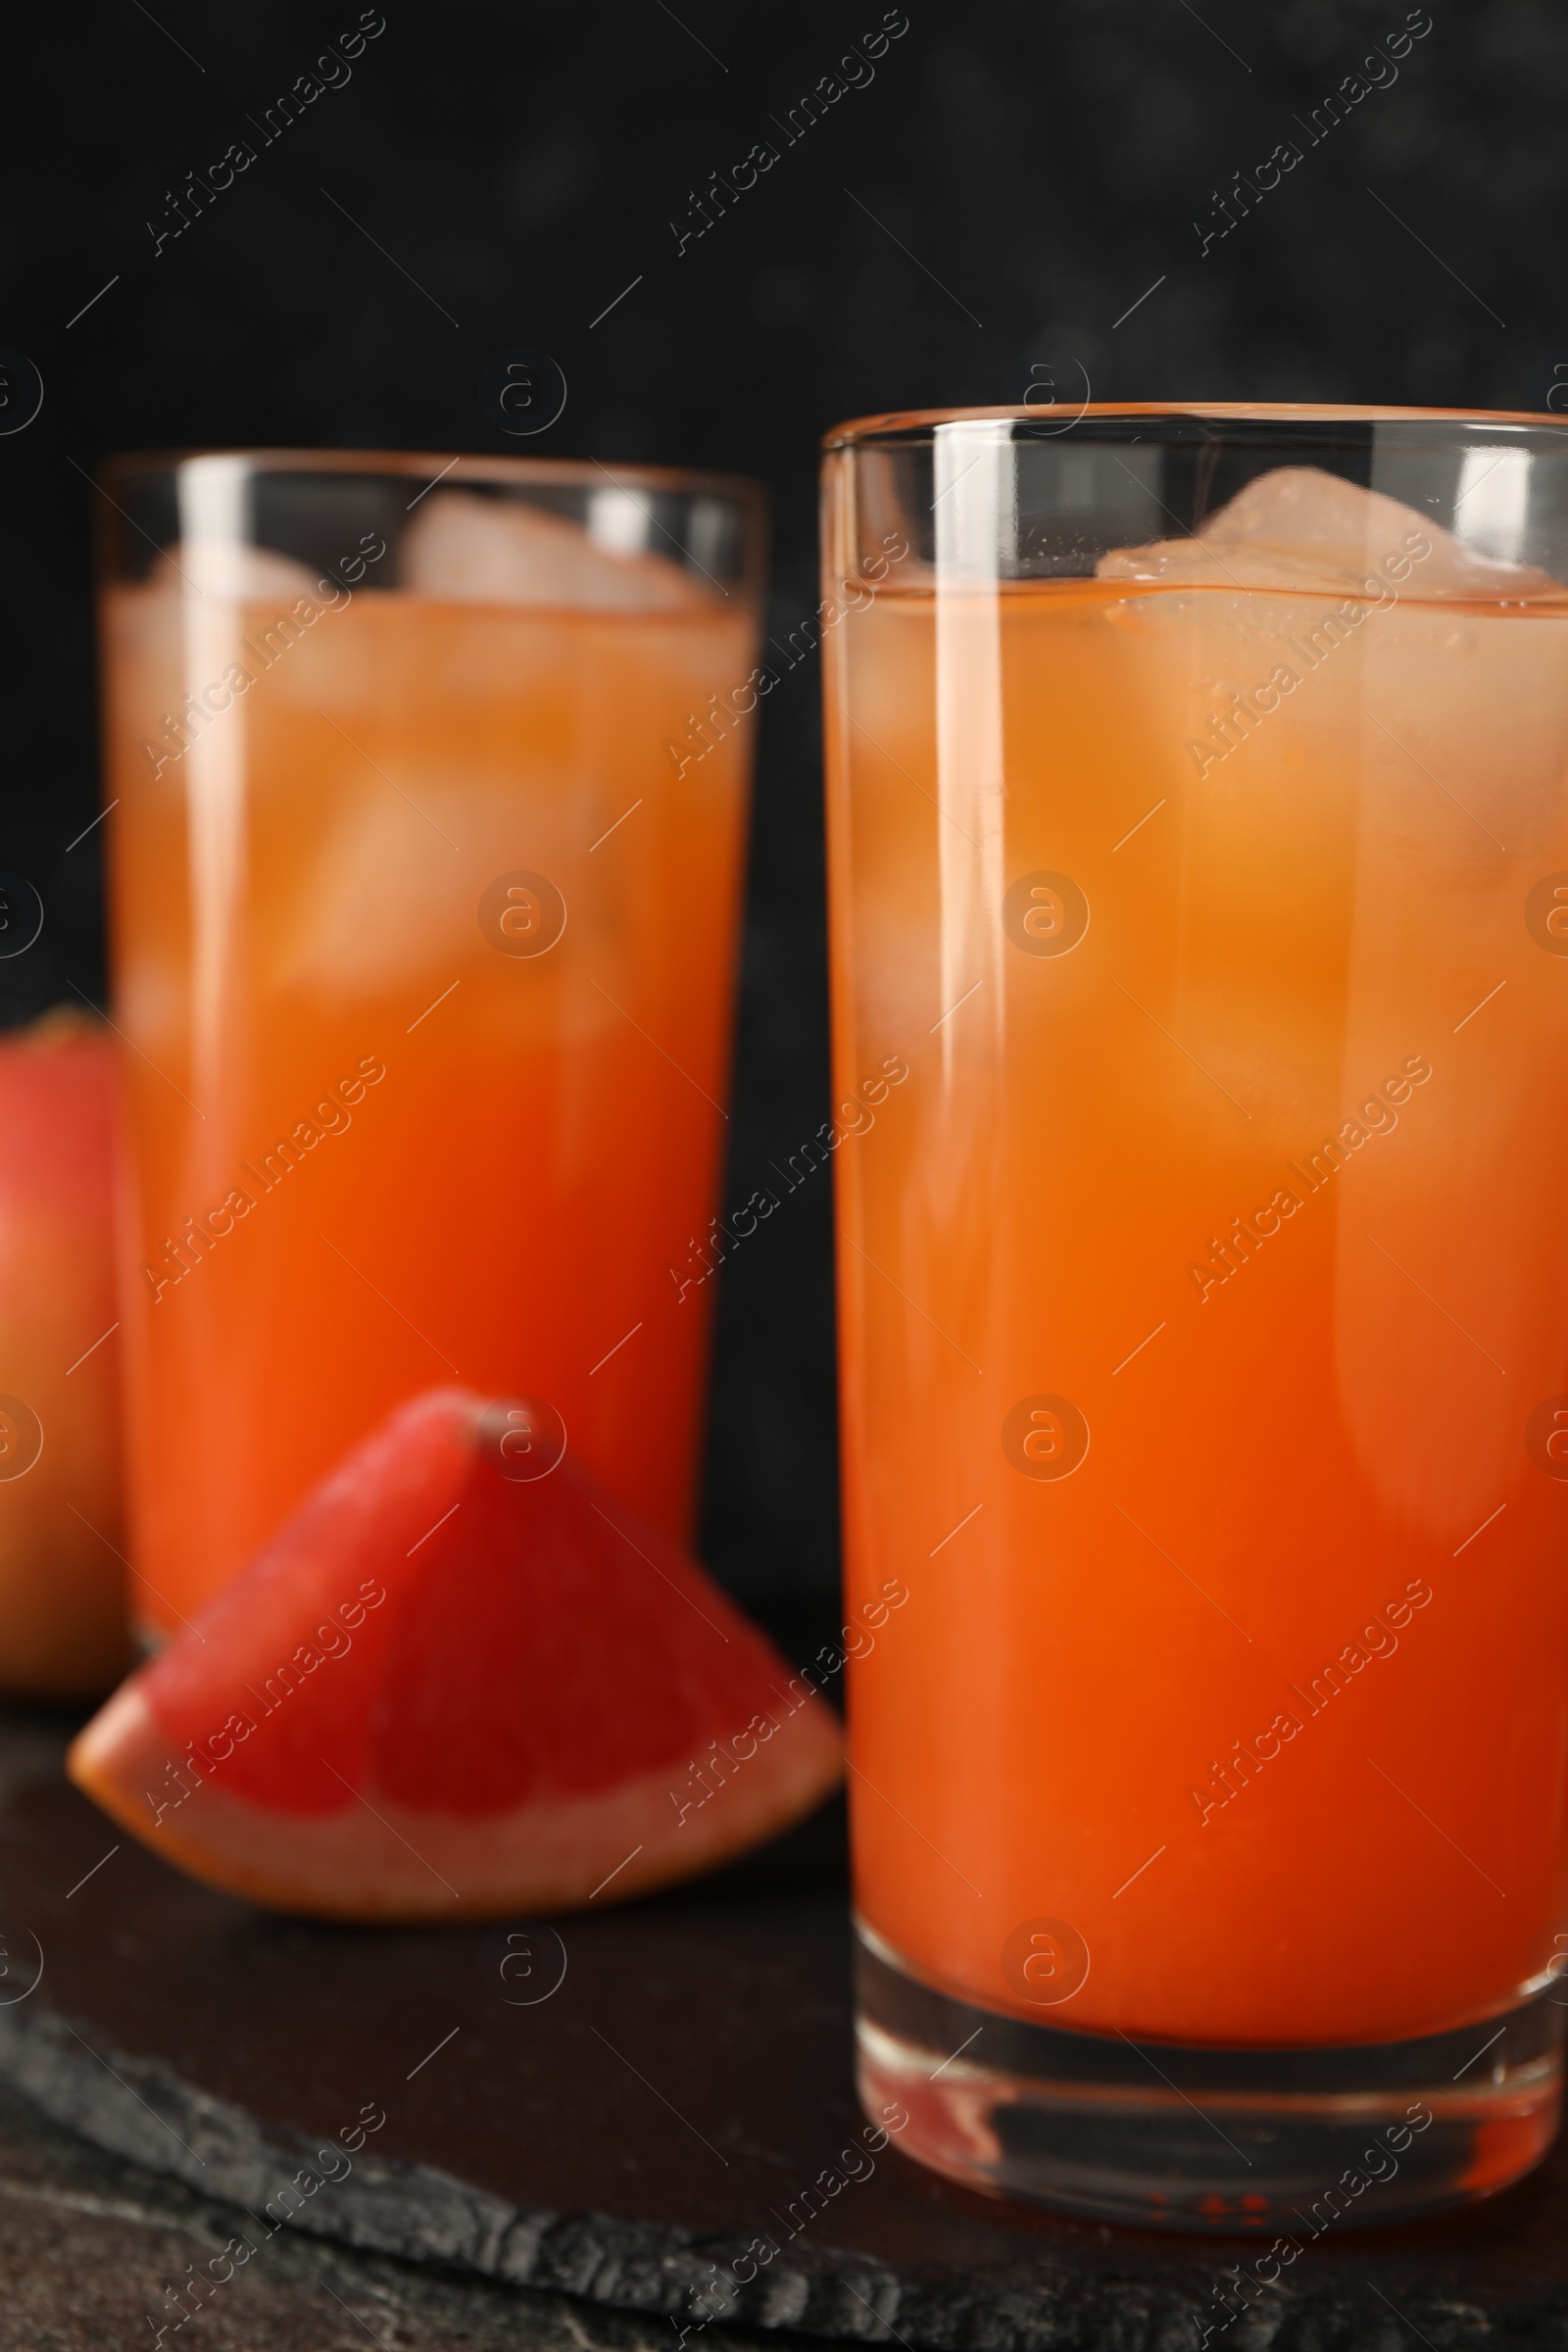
[[0, 1006, 128, 1695]]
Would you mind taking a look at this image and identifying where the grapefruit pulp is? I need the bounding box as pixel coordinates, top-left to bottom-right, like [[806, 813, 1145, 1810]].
[[68, 1389, 842, 1920]]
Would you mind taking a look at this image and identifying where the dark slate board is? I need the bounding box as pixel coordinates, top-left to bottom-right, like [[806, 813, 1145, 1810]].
[[2, 1704, 1567, 2352]]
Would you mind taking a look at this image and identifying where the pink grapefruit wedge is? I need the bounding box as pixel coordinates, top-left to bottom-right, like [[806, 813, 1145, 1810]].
[[68, 1390, 842, 1921]]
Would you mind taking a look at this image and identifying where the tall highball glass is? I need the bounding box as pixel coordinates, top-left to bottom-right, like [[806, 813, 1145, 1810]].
[[821, 405, 1568, 2226], [99, 452, 763, 1635]]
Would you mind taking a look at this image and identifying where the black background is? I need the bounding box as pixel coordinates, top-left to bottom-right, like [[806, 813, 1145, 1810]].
[[2, 0, 1558, 1651]]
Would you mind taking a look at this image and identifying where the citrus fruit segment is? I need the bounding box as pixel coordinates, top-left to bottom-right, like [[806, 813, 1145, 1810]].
[[68, 1390, 842, 1921]]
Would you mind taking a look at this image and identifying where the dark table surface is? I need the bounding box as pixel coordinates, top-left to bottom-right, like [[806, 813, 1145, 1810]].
[[3, 1700, 1567, 2352], [0, 2066, 779, 2352]]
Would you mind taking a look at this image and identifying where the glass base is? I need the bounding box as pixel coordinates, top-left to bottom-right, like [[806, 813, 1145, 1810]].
[[856, 1923, 1563, 2230]]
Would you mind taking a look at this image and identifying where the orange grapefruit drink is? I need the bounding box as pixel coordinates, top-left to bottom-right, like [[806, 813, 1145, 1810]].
[[822, 408, 1568, 2225], [100, 455, 760, 1634]]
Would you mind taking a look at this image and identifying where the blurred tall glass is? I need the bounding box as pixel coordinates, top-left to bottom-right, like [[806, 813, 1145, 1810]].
[[821, 405, 1568, 2225], [98, 452, 763, 1631]]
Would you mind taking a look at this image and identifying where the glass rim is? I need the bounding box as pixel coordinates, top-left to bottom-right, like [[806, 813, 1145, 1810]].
[[821, 401, 1568, 452], [98, 445, 767, 512]]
